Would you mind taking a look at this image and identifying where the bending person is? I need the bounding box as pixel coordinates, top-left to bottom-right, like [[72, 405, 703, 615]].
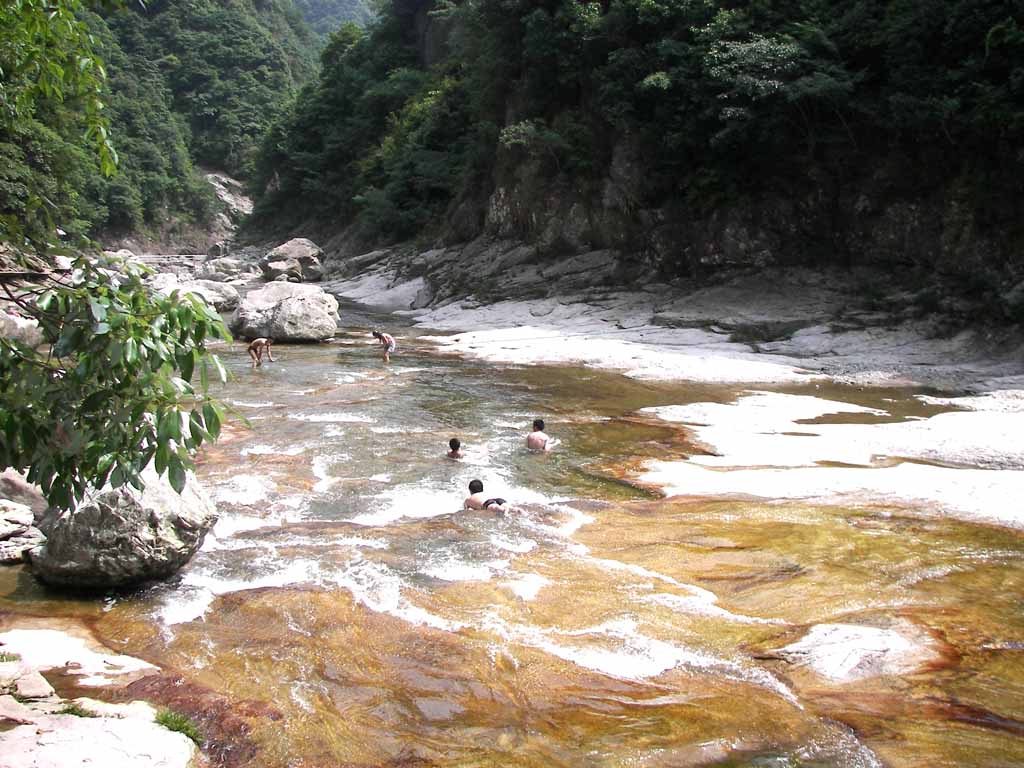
[[371, 330, 396, 363], [248, 337, 274, 368]]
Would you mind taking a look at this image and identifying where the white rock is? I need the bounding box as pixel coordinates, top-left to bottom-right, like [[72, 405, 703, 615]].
[[778, 622, 937, 682], [0, 713, 197, 768]]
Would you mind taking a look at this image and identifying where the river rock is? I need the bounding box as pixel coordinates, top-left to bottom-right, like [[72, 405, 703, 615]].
[[230, 282, 339, 341], [196, 256, 255, 283], [0, 309, 43, 348], [777, 621, 939, 682], [0, 499, 45, 565], [148, 274, 239, 311], [178, 279, 239, 311], [1, 712, 198, 768], [27, 466, 217, 590], [260, 238, 324, 283]]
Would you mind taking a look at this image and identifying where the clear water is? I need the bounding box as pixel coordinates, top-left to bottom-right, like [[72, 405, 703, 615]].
[[2, 303, 1023, 767]]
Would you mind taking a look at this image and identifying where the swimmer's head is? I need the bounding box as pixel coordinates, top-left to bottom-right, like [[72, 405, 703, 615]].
[[468, 479, 483, 494], [449, 438, 461, 451], [532, 418, 545, 431]]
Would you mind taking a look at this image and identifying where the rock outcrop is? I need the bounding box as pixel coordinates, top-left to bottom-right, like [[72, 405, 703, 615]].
[[27, 467, 217, 590], [260, 238, 324, 283], [196, 256, 260, 284], [0, 310, 43, 348], [230, 282, 339, 341], [0, 623, 196, 767], [148, 273, 241, 311], [0, 500, 45, 564]]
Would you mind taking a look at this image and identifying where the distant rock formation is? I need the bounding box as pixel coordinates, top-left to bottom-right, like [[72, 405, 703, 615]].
[[260, 238, 324, 283]]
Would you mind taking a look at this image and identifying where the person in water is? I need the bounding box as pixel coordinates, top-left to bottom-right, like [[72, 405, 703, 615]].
[[372, 329, 396, 363], [464, 479, 509, 513], [447, 438, 465, 459], [248, 337, 274, 368], [526, 418, 557, 451]]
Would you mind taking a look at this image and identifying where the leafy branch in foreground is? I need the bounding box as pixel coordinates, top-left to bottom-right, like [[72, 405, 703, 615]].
[[0, 252, 230, 510]]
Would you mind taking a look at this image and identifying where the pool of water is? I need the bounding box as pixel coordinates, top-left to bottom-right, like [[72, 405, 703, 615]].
[[2, 304, 1023, 767]]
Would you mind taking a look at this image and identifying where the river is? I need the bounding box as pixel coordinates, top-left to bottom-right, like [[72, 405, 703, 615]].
[[2, 301, 1023, 767]]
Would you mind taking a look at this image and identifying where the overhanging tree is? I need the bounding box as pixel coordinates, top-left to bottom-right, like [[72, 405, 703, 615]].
[[0, 0, 228, 510]]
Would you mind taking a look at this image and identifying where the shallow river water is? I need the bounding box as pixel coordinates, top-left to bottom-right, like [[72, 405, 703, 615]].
[[2, 304, 1023, 767]]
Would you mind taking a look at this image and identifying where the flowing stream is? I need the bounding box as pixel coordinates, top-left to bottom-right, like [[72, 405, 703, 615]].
[[2, 302, 1023, 767]]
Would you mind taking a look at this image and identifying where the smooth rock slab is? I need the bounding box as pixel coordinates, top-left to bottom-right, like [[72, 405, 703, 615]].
[[14, 670, 55, 699], [0, 713, 198, 768]]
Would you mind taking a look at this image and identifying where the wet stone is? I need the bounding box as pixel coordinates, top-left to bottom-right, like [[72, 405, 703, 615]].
[[15, 670, 55, 699]]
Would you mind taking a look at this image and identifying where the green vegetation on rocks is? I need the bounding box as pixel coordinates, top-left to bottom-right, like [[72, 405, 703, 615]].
[[155, 708, 202, 745]]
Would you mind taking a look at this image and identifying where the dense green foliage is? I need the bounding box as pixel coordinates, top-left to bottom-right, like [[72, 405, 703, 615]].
[[0, 0, 229, 510], [293, 0, 376, 37], [252, 0, 1024, 251], [2, 0, 319, 244], [106, 0, 318, 179]]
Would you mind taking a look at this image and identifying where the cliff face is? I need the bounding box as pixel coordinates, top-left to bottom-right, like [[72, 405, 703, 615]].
[[256, 0, 1024, 324]]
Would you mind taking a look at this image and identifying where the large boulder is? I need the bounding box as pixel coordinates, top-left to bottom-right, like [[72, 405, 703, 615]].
[[178, 280, 239, 312], [195, 257, 259, 283], [147, 274, 240, 312], [27, 466, 217, 590], [260, 238, 324, 283], [230, 282, 339, 341]]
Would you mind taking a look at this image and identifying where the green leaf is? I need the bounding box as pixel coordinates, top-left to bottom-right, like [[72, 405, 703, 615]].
[[203, 402, 221, 437], [167, 457, 186, 494], [88, 298, 106, 322]]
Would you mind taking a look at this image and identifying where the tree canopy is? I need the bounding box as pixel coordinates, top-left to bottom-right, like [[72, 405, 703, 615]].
[[0, 0, 229, 509]]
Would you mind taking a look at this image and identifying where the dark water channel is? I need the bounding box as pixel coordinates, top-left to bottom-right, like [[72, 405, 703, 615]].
[[2, 303, 1023, 767]]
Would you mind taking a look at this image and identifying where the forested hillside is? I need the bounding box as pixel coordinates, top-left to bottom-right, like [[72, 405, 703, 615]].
[[1, 0, 318, 247], [293, 0, 377, 37], [251, 0, 1024, 307]]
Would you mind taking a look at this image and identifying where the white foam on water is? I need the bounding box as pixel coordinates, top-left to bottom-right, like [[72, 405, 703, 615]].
[[369, 473, 391, 482], [289, 411, 377, 423], [422, 554, 509, 582], [241, 443, 307, 457], [334, 558, 463, 632], [370, 425, 431, 434], [312, 453, 351, 494], [519, 504, 594, 538], [503, 572, 550, 601], [644, 592, 784, 625], [348, 483, 458, 526], [495, 419, 530, 429], [477, 614, 797, 703], [228, 400, 275, 408], [158, 557, 325, 626], [490, 534, 537, 553], [210, 473, 277, 506]]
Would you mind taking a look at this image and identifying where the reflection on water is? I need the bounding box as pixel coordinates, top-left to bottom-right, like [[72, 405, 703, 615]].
[[2, 309, 1023, 767]]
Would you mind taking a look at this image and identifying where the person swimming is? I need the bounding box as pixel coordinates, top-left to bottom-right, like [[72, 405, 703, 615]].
[[447, 437, 465, 459], [463, 479, 508, 512], [526, 418, 558, 451]]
